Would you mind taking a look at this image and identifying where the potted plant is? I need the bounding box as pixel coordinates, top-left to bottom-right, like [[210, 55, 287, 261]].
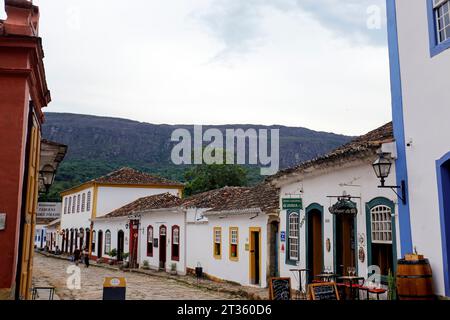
[[142, 260, 150, 270], [108, 249, 117, 265], [170, 263, 177, 275], [122, 252, 130, 269], [387, 269, 397, 300]]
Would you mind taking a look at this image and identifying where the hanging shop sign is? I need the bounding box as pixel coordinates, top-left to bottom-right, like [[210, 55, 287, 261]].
[[282, 198, 303, 210], [328, 197, 357, 216]]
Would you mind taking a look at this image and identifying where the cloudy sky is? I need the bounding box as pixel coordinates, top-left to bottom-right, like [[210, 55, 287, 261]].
[[30, 0, 389, 136]]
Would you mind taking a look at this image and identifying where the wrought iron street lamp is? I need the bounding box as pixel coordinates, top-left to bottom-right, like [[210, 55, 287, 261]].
[[39, 164, 56, 194], [372, 153, 407, 205]]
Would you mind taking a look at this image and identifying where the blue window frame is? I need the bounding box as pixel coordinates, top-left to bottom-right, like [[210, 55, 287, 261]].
[[436, 151, 450, 296], [427, 0, 450, 56]]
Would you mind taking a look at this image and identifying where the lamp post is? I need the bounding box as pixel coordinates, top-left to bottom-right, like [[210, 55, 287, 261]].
[[372, 153, 407, 205], [39, 164, 56, 194]]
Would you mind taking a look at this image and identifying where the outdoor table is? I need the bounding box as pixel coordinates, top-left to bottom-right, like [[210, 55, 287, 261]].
[[289, 268, 309, 300], [314, 273, 338, 283], [337, 276, 365, 300]]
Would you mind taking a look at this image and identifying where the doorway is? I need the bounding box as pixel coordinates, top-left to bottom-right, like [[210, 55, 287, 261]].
[[129, 220, 139, 268], [159, 226, 167, 270], [249, 227, 261, 285], [437, 153, 450, 296], [69, 229, 74, 254], [334, 214, 356, 276], [268, 221, 279, 278], [117, 230, 125, 261], [97, 230, 103, 258], [306, 205, 323, 282]]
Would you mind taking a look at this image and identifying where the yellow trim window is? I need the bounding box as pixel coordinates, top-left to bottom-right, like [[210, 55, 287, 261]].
[[229, 227, 239, 261], [213, 227, 222, 259]]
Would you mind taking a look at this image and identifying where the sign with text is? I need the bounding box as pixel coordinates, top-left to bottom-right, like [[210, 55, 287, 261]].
[[37, 202, 61, 219], [308, 282, 340, 300], [280, 231, 286, 242], [269, 277, 291, 300], [282, 198, 303, 210]]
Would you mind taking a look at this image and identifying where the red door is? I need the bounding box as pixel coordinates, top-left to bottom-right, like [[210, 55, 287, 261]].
[[159, 226, 167, 270], [129, 220, 139, 268]]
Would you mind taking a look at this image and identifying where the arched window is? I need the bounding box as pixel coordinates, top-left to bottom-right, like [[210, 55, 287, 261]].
[[147, 226, 154, 257], [64, 198, 68, 214], [77, 194, 81, 213], [288, 212, 299, 262], [68, 197, 72, 214], [105, 230, 111, 255], [86, 191, 92, 211], [81, 193, 86, 212], [366, 198, 396, 280], [171, 226, 180, 261], [72, 195, 76, 213], [91, 230, 96, 252]]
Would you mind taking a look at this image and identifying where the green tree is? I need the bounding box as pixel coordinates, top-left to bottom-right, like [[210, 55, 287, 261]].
[[184, 164, 248, 196]]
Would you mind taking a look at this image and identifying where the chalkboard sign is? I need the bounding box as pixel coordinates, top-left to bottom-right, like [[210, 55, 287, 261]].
[[269, 277, 291, 300], [308, 282, 340, 301]]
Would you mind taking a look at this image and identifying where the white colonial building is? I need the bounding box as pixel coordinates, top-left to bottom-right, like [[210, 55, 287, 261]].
[[45, 219, 62, 253], [59, 168, 184, 257], [386, 0, 450, 297], [93, 193, 186, 274], [185, 185, 280, 288], [269, 123, 398, 293]]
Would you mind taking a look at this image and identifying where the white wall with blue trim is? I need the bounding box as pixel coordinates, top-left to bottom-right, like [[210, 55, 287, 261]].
[[387, 0, 450, 297]]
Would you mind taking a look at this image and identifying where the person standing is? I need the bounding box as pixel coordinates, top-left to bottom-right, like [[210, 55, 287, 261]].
[[73, 248, 81, 266], [84, 249, 90, 268]]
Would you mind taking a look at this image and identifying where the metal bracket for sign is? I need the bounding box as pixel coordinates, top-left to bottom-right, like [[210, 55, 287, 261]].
[[378, 180, 407, 205]]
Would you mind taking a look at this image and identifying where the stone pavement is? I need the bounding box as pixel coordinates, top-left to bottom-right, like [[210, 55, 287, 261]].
[[33, 253, 268, 300]]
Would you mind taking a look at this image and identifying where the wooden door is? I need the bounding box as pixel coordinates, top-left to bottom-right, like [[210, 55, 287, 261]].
[[335, 215, 355, 275], [129, 221, 139, 268], [307, 210, 323, 281], [18, 117, 41, 300], [117, 230, 124, 261], [97, 230, 103, 258], [159, 226, 167, 270], [249, 227, 261, 285]]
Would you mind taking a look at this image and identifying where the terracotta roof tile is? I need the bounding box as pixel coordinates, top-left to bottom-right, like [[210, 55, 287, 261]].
[[269, 122, 393, 181], [102, 193, 183, 218], [92, 167, 184, 187], [183, 184, 279, 214]]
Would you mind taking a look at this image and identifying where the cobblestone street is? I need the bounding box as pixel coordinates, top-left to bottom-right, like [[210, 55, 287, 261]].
[[32, 254, 245, 300]]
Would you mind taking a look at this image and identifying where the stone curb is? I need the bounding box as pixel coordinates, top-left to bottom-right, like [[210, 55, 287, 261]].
[[36, 251, 265, 300]]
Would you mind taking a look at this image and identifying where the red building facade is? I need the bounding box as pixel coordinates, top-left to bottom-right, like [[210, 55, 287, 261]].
[[0, 0, 51, 300]]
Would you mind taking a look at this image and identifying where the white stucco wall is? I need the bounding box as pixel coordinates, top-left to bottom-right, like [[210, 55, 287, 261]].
[[93, 209, 186, 274], [278, 160, 398, 291], [198, 213, 269, 288], [139, 210, 186, 274], [60, 186, 94, 231], [95, 186, 181, 218], [395, 0, 450, 296], [92, 218, 128, 260]]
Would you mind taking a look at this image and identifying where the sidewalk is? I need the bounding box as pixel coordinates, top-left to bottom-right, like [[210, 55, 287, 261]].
[[36, 251, 269, 300]]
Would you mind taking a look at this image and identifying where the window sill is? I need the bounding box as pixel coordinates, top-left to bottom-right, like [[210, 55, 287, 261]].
[[214, 255, 222, 260], [229, 257, 239, 262], [431, 39, 450, 57]]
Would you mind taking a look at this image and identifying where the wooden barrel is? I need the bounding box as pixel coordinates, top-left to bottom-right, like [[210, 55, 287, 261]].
[[397, 259, 434, 300]]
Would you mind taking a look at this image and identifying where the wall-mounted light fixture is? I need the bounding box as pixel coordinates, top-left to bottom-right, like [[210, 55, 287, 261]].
[[372, 152, 407, 205]]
